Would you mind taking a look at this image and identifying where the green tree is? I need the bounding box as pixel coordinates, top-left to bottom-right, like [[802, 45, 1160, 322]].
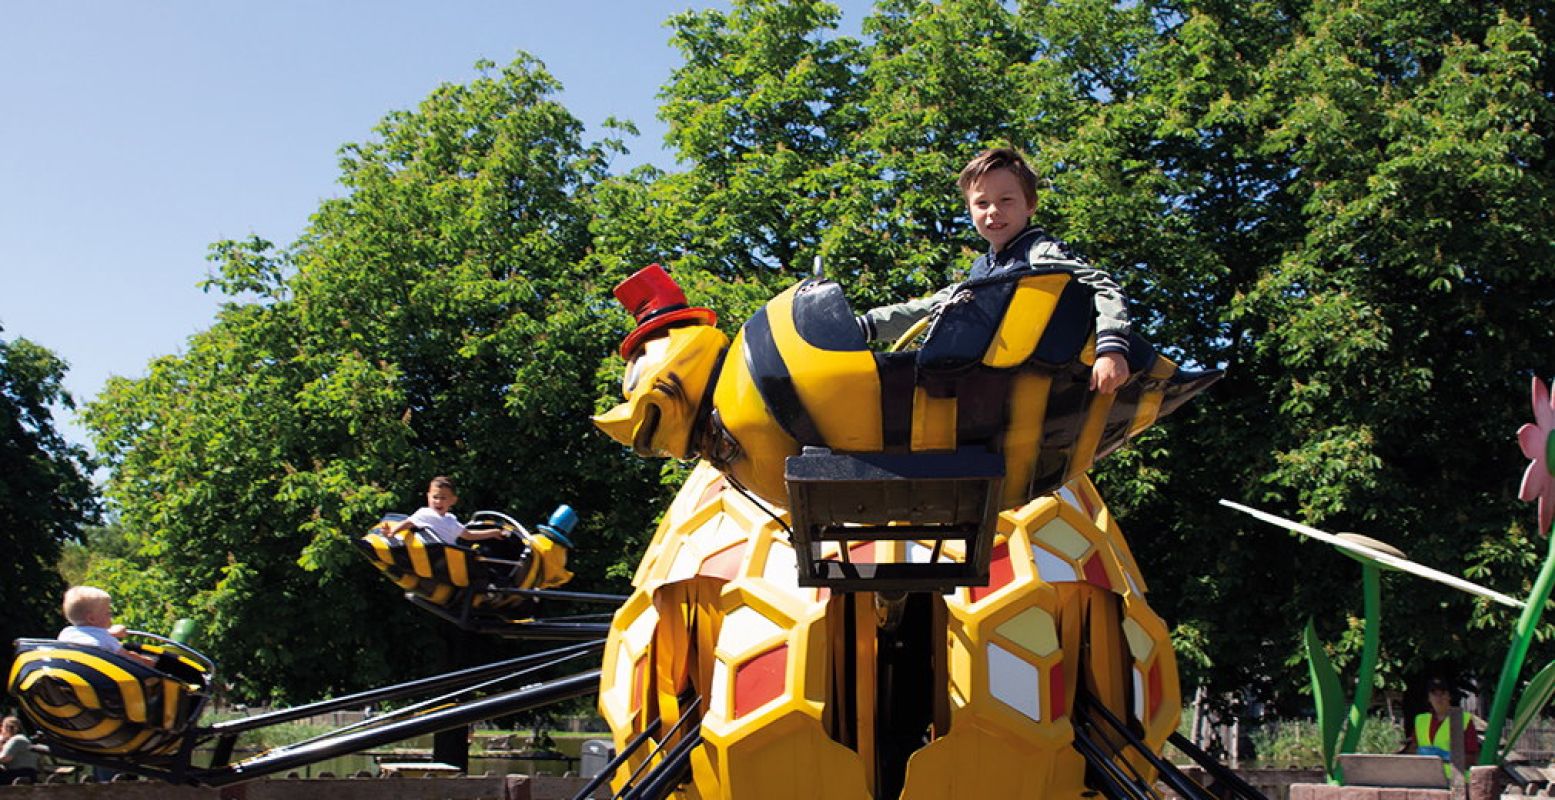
[[1039, 0, 1555, 705], [81, 0, 1555, 716], [0, 330, 97, 675], [83, 56, 660, 702], [628, 0, 869, 316], [631, 0, 1555, 710]]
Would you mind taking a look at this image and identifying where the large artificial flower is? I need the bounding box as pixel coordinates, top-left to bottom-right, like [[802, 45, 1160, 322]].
[[1517, 375, 1555, 536]]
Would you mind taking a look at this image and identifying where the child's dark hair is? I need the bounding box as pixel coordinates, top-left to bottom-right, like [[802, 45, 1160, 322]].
[[429, 476, 456, 494], [958, 147, 1039, 204]]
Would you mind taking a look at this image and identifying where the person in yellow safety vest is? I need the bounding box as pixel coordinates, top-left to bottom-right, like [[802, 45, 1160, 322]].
[[1412, 676, 1480, 779]]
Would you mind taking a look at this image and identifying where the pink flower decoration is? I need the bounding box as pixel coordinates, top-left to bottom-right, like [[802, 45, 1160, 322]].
[[1518, 375, 1555, 536]]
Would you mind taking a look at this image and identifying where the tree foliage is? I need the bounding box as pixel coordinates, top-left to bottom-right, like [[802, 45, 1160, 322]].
[[629, 0, 1555, 707], [83, 57, 661, 702], [0, 330, 96, 677], [83, 0, 1555, 708]]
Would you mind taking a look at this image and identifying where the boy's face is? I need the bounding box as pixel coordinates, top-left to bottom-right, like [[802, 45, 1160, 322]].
[[965, 167, 1035, 253], [426, 486, 457, 514]]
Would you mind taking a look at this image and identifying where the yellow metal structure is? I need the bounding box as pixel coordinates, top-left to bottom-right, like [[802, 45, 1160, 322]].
[[7, 639, 214, 759], [594, 266, 1217, 798], [597, 273, 1216, 510], [356, 519, 573, 620], [597, 465, 1176, 799]]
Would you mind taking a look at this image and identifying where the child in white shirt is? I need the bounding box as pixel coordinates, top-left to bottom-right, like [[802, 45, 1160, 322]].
[[387, 476, 508, 546], [57, 586, 157, 668]]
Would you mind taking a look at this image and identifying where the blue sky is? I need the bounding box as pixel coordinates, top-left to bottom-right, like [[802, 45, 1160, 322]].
[[1, 1, 873, 450]]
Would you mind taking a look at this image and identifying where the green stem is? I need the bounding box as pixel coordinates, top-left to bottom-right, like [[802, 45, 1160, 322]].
[[1339, 565, 1382, 756], [1480, 533, 1555, 765]]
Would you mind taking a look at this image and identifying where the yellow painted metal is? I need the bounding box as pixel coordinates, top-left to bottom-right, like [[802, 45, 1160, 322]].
[[161, 680, 180, 730], [72, 651, 148, 724], [851, 595, 877, 796], [1129, 390, 1164, 437], [599, 465, 1180, 800], [1124, 592, 1181, 752], [591, 270, 1216, 798], [898, 717, 1089, 800], [910, 387, 958, 451], [710, 328, 800, 504], [1001, 371, 1052, 507], [983, 273, 1070, 368], [599, 275, 1213, 512], [367, 531, 394, 563], [9, 644, 206, 758], [529, 535, 573, 589], [33, 698, 84, 717], [18, 661, 101, 712], [407, 533, 434, 578], [594, 325, 730, 460], [95, 729, 157, 757], [446, 546, 469, 587], [763, 284, 883, 452], [33, 712, 125, 745], [1065, 392, 1115, 484]]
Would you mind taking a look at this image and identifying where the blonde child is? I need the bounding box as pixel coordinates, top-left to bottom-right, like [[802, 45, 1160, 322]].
[[58, 586, 157, 668]]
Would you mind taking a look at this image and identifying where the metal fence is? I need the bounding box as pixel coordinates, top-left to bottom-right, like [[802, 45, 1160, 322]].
[[1510, 720, 1555, 763]]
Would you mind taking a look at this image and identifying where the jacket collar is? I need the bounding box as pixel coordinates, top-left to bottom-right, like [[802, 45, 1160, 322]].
[[989, 224, 1046, 264]]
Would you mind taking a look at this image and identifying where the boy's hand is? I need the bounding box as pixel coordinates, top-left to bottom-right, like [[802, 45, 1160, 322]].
[[108, 624, 129, 639], [1091, 352, 1130, 394]]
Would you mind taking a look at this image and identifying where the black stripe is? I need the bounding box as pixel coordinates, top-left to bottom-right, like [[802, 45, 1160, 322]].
[[742, 306, 823, 445], [918, 278, 1019, 375], [955, 368, 1010, 445], [1031, 280, 1095, 366], [875, 351, 915, 450], [1026, 364, 1092, 497]]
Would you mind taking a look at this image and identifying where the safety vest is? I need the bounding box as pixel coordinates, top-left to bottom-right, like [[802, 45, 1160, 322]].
[[1414, 711, 1472, 778]]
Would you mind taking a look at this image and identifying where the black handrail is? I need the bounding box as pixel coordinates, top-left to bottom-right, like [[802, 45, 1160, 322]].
[[405, 596, 615, 639], [33, 667, 601, 787], [621, 729, 702, 800], [207, 639, 604, 735], [568, 720, 660, 800], [607, 697, 702, 799], [193, 668, 602, 786], [1072, 691, 1272, 800], [1075, 692, 1202, 800], [1071, 722, 1159, 800], [1168, 732, 1269, 800], [490, 587, 629, 604]]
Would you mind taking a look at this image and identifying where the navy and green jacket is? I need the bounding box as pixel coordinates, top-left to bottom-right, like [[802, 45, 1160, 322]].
[[859, 226, 1131, 355]]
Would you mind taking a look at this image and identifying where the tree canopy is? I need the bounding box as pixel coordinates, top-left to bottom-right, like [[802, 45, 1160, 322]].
[[0, 330, 97, 677], [80, 0, 1555, 708], [81, 57, 662, 701]]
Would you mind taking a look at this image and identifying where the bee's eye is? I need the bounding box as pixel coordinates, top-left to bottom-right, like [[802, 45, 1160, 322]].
[[622, 358, 642, 394], [622, 336, 671, 394]]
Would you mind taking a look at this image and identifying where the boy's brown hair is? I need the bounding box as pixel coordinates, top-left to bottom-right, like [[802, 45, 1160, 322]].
[[957, 147, 1040, 204], [429, 476, 457, 494]]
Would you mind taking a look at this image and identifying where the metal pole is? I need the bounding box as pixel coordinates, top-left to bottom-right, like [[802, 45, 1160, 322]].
[[193, 669, 600, 786], [207, 641, 603, 735]]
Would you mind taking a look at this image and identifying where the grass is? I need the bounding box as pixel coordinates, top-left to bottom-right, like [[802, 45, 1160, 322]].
[[1247, 717, 1405, 768]]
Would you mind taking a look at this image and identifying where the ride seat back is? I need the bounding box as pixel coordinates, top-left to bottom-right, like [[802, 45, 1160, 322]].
[[8, 638, 211, 759]]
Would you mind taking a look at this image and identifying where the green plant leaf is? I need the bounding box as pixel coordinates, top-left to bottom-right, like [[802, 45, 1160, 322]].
[[1507, 660, 1555, 752], [1305, 619, 1348, 780]]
